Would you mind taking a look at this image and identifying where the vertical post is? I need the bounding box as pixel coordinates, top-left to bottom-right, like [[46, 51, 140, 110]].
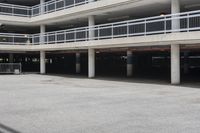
[[164, 16, 167, 34], [171, 44, 180, 84], [88, 15, 95, 40], [127, 50, 133, 77], [127, 22, 129, 37], [144, 19, 147, 35], [171, 0, 180, 31], [40, 51, 46, 74], [40, 24, 46, 45], [171, 0, 180, 84], [88, 15, 95, 78], [76, 52, 81, 74], [88, 48, 95, 78], [40, 0, 45, 15]]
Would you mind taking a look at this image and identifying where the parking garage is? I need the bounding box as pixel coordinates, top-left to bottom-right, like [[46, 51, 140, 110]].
[[0, 0, 199, 85], [0, 44, 200, 83]]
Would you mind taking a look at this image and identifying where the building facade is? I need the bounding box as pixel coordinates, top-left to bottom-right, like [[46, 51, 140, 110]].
[[0, 0, 199, 84]]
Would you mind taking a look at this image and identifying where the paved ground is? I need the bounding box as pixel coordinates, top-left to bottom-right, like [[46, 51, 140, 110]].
[[0, 74, 200, 133]]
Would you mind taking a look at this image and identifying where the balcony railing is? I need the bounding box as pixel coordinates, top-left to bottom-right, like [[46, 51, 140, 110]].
[[31, 10, 200, 45], [0, 0, 89, 17], [0, 33, 30, 45], [32, 0, 89, 17], [0, 10, 200, 45], [0, 3, 31, 17]]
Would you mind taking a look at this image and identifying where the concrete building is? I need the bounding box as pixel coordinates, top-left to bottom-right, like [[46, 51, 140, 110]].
[[0, 0, 200, 84]]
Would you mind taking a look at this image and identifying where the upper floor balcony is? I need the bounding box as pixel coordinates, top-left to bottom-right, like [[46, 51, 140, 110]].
[[0, 10, 200, 48], [0, 0, 89, 17], [0, 0, 141, 26]]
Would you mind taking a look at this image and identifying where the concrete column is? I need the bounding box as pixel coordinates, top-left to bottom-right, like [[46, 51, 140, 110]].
[[171, 0, 180, 30], [40, 51, 46, 74], [40, 0, 45, 14], [171, 0, 180, 84], [127, 50, 133, 77], [40, 24, 45, 45], [88, 15, 95, 78], [171, 45, 180, 84], [88, 49, 95, 78], [9, 53, 14, 63], [76, 52, 81, 74], [88, 15, 95, 40]]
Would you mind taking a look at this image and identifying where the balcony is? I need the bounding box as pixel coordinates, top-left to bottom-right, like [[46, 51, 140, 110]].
[[0, 10, 200, 46], [0, 0, 89, 17]]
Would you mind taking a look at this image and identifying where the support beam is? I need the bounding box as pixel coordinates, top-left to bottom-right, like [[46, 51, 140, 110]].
[[88, 15, 95, 78], [40, 24, 45, 45], [88, 49, 95, 78], [171, 44, 180, 84], [88, 15, 95, 40], [76, 52, 81, 74], [127, 50, 133, 77], [171, 0, 180, 30], [40, 0, 45, 14], [40, 51, 46, 74], [171, 0, 180, 84]]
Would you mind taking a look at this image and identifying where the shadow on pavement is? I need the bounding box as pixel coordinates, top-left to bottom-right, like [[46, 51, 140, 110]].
[[23, 73, 200, 89], [0, 123, 21, 133]]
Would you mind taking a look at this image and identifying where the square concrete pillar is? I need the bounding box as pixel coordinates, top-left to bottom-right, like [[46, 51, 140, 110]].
[[88, 49, 95, 78], [40, 51, 46, 74]]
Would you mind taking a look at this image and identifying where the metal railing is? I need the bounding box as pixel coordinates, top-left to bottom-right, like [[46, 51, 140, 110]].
[[0, 33, 30, 45], [31, 10, 200, 45], [0, 63, 22, 74], [0, 10, 200, 45], [0, 3, 31, 17], [0, 0, 90, 17], [32, 0, 89, 17]]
